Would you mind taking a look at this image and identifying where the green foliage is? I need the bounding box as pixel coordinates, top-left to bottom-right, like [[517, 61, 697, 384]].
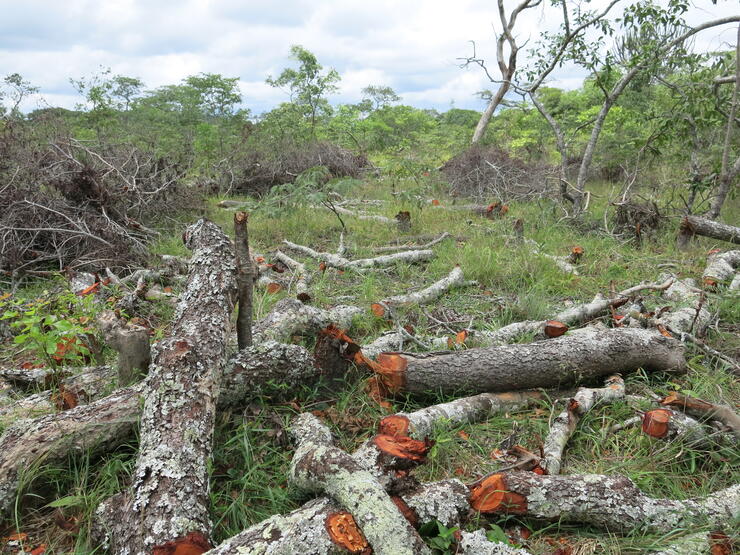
[[419, 520, 459, 553], [0, 288, 100, 368]]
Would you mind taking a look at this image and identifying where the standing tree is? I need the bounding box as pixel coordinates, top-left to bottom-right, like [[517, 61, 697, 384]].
[[267, 45, 340, 137]]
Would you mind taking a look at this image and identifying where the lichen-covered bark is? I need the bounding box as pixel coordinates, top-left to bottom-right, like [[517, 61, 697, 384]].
[[541, 375, 625, 475], [289, 413, 430, 555], [703, 250, 739, 285], [0, 385, 141, 516], [283, 239, 434, 270], [657, 275, 711, 336], [234, 211, 255, 349], [650, 532, 713, 555], [273, 250, 310, 295], [94, 219, 237, 554], [378, 328, 685, 395], [204, 480, 468, 554], [0, 365, 117, 422], [459, 530, 533, 555], [221, 341, 315, 405], [481, 472, 740, 533], [253, 298, 362, 344]]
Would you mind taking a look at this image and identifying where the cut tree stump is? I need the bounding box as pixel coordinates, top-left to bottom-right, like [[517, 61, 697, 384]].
[[470, 471, 740, 533], [677, 215, 740, 250], [93, 219, 237, 554], [288, 413, 430, 555], [97, 310, 150, 386], [372, 327, 685, 396]]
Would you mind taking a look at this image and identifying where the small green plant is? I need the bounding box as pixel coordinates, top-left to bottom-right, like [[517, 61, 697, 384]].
[[0, 289, 99, 368], [419, 520, 459, 554]]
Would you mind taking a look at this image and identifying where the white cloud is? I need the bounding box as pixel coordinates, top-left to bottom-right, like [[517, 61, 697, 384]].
[[0, 0, 736, 114]]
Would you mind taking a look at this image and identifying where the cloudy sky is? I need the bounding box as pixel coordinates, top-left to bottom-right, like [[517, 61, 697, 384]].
[[1, 0, 737, 116]]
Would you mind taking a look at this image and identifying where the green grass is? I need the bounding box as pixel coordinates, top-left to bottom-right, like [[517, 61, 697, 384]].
[[1, 173, 738, 553]]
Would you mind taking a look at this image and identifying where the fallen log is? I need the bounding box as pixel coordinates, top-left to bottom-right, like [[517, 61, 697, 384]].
[[459, 530, 532, 555], [702, 249, 739, 287], [0, 341, 319, 518], [333, 204, 395, 224], [205, 479, 469, 554], [371, 265, 468, 318], [0, 385, 141, 516], [373, 232, 453, 253], [541, 375, 625, 475], [289, 413, 429, 554], [253, 298, 362, 343], [660, 391, 740, 439], [470, 471, 740, 533], [283, 239, 434, 270], [372, 327, 685, 396], [273, 250, 310, 295], [677, 215, 740, 250], [94, 219, 237, 553]]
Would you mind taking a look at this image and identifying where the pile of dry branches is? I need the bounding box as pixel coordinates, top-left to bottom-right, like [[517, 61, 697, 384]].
[[440, 145, 552, 201]]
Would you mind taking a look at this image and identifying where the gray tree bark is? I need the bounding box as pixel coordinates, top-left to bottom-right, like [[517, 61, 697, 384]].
[[234, 211, 255, 349], [373, 327, 685, 395], [93, 219, 237, 554], [678, 215, 740, 250]]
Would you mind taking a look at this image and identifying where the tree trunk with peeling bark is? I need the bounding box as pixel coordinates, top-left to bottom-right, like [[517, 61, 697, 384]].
[[289, 413, 430, 555], [677, 215, 740, 250], [373, 327, 685, 396], [470, 471, 739, 533], [93, 219, 237, 554]]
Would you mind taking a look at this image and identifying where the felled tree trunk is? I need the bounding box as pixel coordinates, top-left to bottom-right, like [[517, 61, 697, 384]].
[[205, 479, 469, 554], [470, 471, 740, 532], [253, 298, 362, 343], [371, 265, 468, 318], [660, 391, 740, 439], [289, 413, 430, 555], [373, 232, 453, 253], [94, 219, 237, 554], [541, 375, 625, 475], [677, 215, 740, 250], [0, 386, 141, 516], [283, 239, 434, 270], [373, 327, 685, 396], [702, 250, 739, 286], [273, 250, 310, 296]]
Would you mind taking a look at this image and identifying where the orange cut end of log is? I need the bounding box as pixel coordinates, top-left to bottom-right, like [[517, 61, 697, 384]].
[[152, 532, 212, 555], [656, 324, 672, 338], [500, 205, 509, 215], [370, 303, 386, 317], [544, 320, 569, 338], [378, 415, 411, 437], [571, 246, 584, 255], [319, 262, 327, 273], [469, 474, 527, 514], [296, 292, 312, 303], [456, 330, 468, 344], [707, 248, 721, 256], [374, 434, 430, 463], [391, 496, 419, 527], [374, 353, 407, 393], [642, 409, 672, 438], [431, 199, 441, 206], [51, 385, 79, 411], [325, 512, 370, 554], [266, 282, 282, 294]]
